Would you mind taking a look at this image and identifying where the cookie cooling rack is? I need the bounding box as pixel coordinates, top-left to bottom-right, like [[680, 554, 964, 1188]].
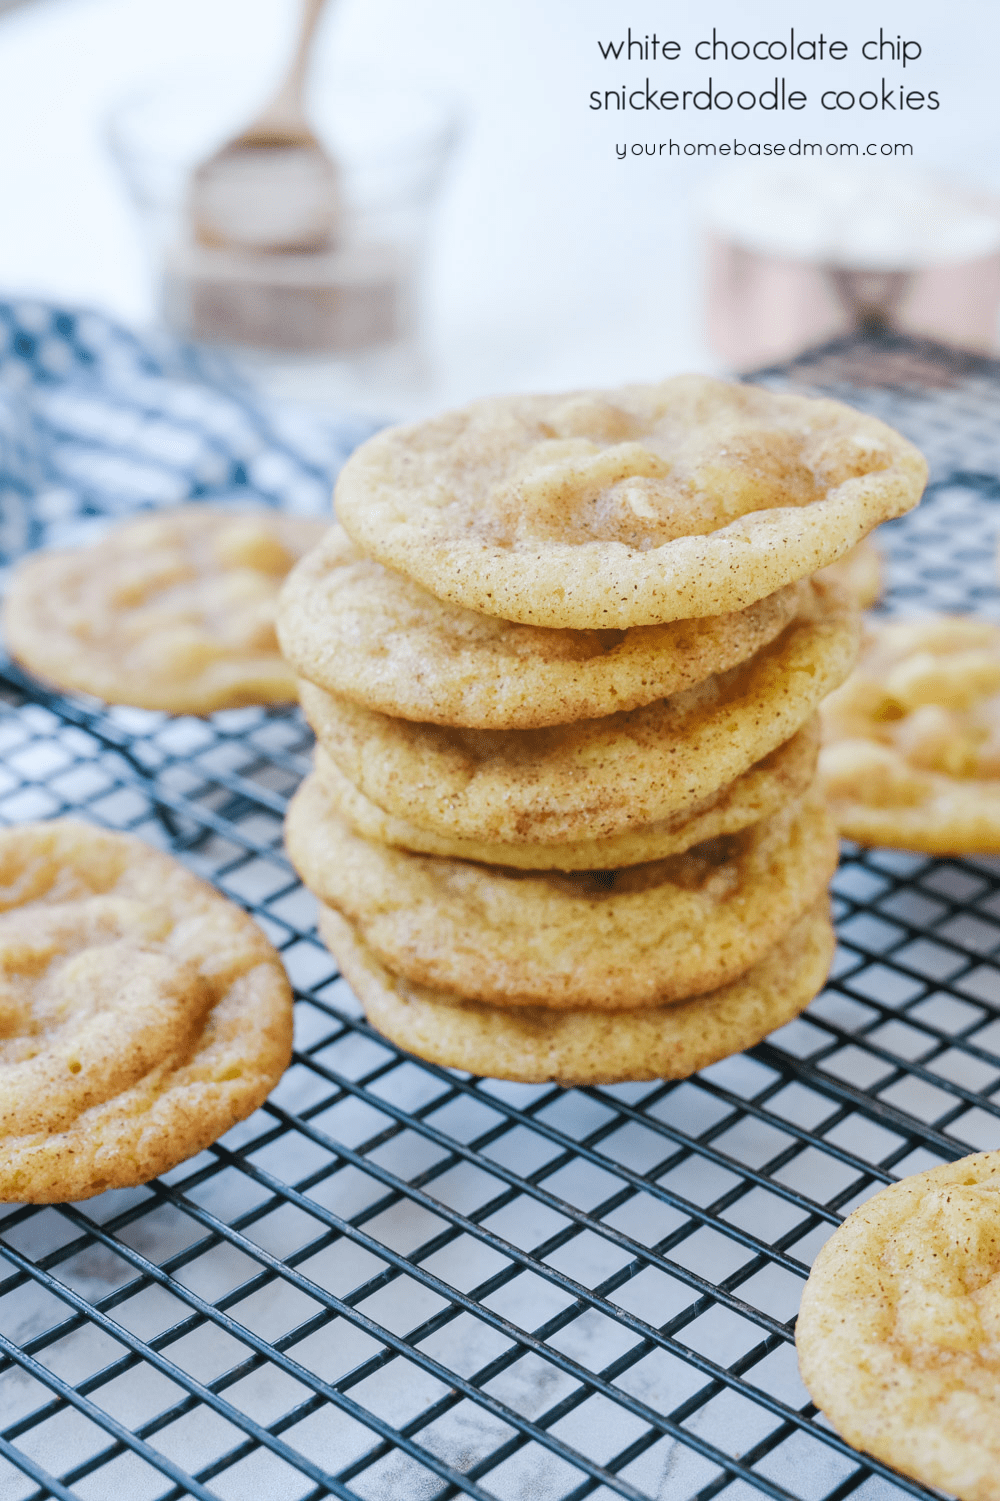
[[1, 321, 999, 1501]]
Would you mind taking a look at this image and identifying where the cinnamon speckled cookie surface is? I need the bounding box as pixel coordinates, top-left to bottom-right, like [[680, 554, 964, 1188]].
[[300, 579, 857, 846], [0, 820, 293, 1202], [4, 507, 327, 713], [817, 536, 882, 609], [311, 722, 818, 870], [318, 899, 834, 1085], [334, 376, 925, 628], [797, 1150, 1000, 1501], [820, 615, 1000, 852], [277, 523, 808, 728], [287, 781, 837, 1011]]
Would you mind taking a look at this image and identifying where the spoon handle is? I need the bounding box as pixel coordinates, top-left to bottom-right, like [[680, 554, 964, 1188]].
[[252, 0, 331, 142]]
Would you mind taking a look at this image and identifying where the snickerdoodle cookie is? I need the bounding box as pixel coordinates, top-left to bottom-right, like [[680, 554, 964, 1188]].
[[0, 819, 293, 1202], [820, 615, 1000, 852], [311, 721, 818, 870], [287, 781, 836, 1010], [319, 898, 834, 1085], [299, 580, 857, 846], [277, 523, 808, 728], [797, 1150, 1000, 1501], [3, 506, 327, 713], [333, 375, 926, 629], [818, 536, 882, 610]]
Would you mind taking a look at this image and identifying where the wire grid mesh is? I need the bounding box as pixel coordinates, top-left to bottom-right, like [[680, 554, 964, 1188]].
[[0, 334, 999, 1501]]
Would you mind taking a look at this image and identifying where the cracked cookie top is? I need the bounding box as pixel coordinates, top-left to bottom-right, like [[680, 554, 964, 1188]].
[[334, 375, 926, 628]]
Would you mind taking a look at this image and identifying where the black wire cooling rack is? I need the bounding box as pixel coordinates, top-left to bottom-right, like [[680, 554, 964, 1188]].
[[1, 332, 1000, 1501]]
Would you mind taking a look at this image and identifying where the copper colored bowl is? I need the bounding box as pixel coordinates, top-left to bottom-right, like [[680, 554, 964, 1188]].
[[705, 233, 1000, 370]]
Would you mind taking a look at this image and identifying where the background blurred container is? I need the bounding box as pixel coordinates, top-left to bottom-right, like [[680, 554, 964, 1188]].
[[702, 162, 1000, 369], [106, 68, 459, 407]]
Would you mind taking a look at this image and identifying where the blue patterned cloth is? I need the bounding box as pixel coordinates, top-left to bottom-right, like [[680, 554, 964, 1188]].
[[0, 300, 381, 572]]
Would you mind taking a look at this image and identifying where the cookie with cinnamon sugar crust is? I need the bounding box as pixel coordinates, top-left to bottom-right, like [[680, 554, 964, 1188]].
[[277, 523, 808, 728], [299, 578, 857, 847], [4, 506, 326, 713], [309, 720, 819, 870], [0, 819, 293, 1202], [797, 1149, 1000, 1501], [333, 375, 925, 629], [286, 779, 837, 1012], [820, 614, 1000, 852], [317, 899, 835, 1086]]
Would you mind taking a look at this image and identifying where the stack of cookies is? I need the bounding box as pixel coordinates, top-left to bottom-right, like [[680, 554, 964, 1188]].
[[277, 376, 927, 1085]]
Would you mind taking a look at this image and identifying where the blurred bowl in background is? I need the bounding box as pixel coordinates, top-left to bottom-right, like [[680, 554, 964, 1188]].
[[701, 162, 1000, 369], [106, 67, 460, 408]]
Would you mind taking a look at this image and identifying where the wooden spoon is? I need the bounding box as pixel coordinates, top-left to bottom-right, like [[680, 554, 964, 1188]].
[[189, 0, 340, 254]]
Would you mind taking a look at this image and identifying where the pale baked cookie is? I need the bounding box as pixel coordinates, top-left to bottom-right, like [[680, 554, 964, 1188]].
[[797, 1150, 1000, 1501], [318, 899, 834, 1085], [3, 506, 327, 713], [334, 376, 926, 629], [299, 580, 858, 846], [312, 721, 819, 870], [287, 781, 837, 1010], [820, 615, 1000, 852], [0, 820, 293, 1202], [277, 524, 809, 728], [817, 536, 882, 610]]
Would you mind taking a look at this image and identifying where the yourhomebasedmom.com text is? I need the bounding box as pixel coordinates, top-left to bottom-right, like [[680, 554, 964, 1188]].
[[615, 139, 915, 158]]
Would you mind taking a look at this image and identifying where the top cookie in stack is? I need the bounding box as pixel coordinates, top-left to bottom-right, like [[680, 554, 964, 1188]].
[[278, 374, 927, 1085], [330, 375, 924, 628]]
